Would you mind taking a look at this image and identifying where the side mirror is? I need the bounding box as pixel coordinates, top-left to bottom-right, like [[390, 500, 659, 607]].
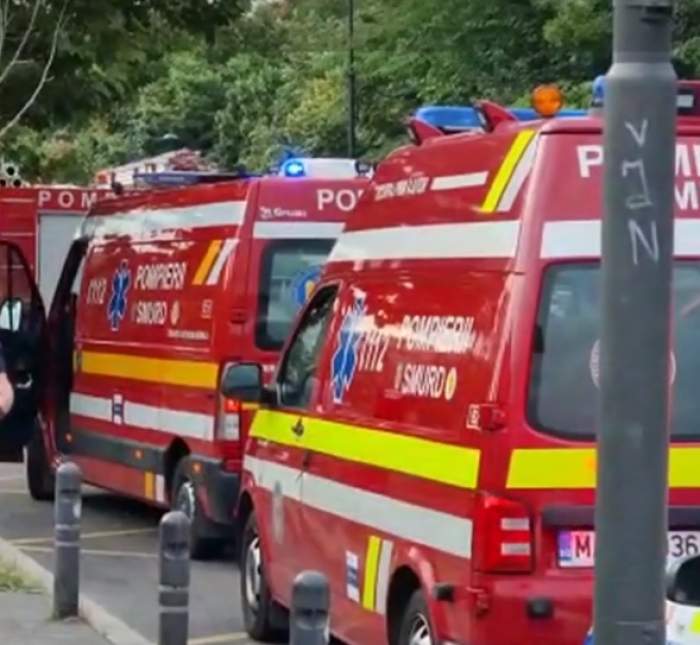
[[221, 363, 264, 403], [0, 299, 22, 332], [667, 554, 700, 606]]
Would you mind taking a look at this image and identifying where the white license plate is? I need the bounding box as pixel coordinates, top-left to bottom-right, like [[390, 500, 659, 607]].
[[558, 530, 700, 568]]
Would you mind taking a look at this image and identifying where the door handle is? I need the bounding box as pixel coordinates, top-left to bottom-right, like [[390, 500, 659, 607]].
[[291, 418, 305, 437]]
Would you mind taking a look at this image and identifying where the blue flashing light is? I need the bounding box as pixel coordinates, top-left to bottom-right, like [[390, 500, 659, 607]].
[[415, 105, 586, 130], [414, 106, 482, 131], [282, 159, 306, 178], [592, 75, 606, 107]]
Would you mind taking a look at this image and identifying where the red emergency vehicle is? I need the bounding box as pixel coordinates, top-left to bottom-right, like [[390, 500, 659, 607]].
[[227, 84, 700, 645], [23, 160, 368, 556]]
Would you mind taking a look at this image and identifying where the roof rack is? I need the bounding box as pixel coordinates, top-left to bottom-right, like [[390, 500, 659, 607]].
[[132, 170, 255, 189]]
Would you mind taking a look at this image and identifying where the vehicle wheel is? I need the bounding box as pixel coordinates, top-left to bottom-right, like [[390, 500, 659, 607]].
[[240, 512, 286, 642], [26, 427, 54, 501], [398, 589, 435, 645], [171, 458, 220, 559]]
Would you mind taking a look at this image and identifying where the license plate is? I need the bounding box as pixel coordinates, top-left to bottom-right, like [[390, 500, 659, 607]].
[[558, 530, 700, 568]]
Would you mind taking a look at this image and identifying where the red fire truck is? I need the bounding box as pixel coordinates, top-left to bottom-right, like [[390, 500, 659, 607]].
[[226, 84, 700, 644], [0, 186, 108, 305]]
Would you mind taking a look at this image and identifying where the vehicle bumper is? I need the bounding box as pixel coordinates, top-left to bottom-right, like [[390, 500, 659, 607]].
[[437, 576, 592, 645], [191, 457, 240, 527]]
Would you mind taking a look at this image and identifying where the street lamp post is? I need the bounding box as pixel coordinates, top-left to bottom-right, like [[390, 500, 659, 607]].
[[347, 0, 357, 158], [595, 1, 677, 644]]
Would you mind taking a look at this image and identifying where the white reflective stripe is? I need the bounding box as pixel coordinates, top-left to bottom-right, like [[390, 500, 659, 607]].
[[205, 238, 237, 285], [328, 221, 521, 262], [374, 539, 394, 614], [541, 219, 700, 258], [124, 402, 214, 441], [253, 221, 344, 239], [497, 137, 537, 212], [70, 393, 112, 422], [245, 455, 472, 558], [155, 475, 166, 504], [431, 172, 488, 192], [84, 201, 247, 238], [70, 393, 214, 441]]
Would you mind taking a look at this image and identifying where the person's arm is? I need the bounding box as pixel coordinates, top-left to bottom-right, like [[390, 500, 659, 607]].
[[0, 349, 13, 420]]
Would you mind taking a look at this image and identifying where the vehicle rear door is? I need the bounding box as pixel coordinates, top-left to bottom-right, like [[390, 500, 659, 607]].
[[0, 241, 47, 461]]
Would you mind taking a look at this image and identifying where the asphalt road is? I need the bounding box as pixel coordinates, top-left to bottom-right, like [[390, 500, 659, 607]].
[[0, 462, 257, 645]]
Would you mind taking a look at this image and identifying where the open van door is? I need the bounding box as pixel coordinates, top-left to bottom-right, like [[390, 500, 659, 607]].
[[0, 241, 46, 461]]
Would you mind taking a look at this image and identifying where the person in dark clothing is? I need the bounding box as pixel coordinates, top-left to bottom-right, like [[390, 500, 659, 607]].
[[0, 343, 14, 419]]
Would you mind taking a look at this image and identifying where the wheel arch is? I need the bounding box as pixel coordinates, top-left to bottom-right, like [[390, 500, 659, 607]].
[[386, 565, 422, 645]]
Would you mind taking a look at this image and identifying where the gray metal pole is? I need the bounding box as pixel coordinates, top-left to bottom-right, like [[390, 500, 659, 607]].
[[53, 461, 81, 619], [158, 511, 190, 645], [289, 571, 330, 645], [595, 1, 677, 644]]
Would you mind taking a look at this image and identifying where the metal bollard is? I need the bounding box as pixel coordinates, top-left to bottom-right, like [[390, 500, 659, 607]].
[[290, 571, 330, 645], [158, 511, 190, 645], [53, 461, 82, 619]]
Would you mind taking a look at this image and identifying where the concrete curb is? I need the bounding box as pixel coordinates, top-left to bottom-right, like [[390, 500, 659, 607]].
[[0, 534, 153, 645]]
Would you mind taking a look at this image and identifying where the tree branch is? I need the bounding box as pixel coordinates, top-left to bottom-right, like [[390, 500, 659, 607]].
[[0, 0, 10, 69], [0, 0, 68, 142], [0, 0, 42, 87]]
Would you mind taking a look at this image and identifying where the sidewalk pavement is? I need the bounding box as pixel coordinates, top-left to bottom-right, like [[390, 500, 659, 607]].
[[0, 590, 111, 644]]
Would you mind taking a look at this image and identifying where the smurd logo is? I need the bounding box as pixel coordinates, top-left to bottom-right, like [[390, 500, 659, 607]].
[[331, 295, 366, 404], [108, 260, 131, 331]]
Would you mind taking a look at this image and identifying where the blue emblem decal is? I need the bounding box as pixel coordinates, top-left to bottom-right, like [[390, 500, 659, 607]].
[[330, 294, 366, 404], [108, 260, 131, 331], [291, 265, 322, 309]]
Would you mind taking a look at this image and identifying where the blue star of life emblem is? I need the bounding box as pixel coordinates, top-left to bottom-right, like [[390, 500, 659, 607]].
[[330, 294, 366, 404], [108, 260, 131, 331]]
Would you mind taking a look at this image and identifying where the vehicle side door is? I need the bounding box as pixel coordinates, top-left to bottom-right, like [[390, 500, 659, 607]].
[[248, 284, 338, 603], [0, 241, 47, 461]]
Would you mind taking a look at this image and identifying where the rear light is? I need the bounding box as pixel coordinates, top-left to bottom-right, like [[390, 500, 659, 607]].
[[217, 396, 241, 441], [473, 493, 533, 573]]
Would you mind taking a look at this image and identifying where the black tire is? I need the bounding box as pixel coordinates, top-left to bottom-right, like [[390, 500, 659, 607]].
[[240, 512, 286, 642], [171, 458, 221, 559], [398, 589, 436, 645], [26, 427, 54, 501]]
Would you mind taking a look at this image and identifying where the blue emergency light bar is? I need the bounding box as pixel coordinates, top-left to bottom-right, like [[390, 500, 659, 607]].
[[415, 105, 586, 132], [592, 74, 699, 114]]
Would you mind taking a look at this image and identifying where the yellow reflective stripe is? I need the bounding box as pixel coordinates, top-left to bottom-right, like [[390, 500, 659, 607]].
[[507, 447, 700, 489], [507, 449, 596, 489], [241, 403, 260, 412], [144, 472, 155, 500], [81, 351, 218, 389], [691, 610, 700, 634], [481, 130, 536, 213], [193, 240, 223, 285], [250, 410, 480, 489], [362, 536, 381, 610]]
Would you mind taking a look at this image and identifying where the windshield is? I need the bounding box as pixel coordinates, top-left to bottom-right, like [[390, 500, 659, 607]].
[[256, 239, 334, 351], [528, 262, 700, 439]]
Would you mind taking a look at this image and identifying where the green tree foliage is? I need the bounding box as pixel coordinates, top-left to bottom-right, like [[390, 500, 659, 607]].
[[6, 0, 700, 183]]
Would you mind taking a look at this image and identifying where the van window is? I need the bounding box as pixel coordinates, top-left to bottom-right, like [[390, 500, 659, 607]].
[[528, 262, 700, 439], [277, 286, 337, 409], [256, 240, 334, 351]]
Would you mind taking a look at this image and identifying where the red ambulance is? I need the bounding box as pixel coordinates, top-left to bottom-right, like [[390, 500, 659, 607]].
[[227, 85, 700, 644], [24, 160, 368, 557]]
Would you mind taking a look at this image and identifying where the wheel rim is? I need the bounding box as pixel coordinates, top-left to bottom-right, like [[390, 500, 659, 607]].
[[176, 480, 196, 519], [244, 535, 263, 612], [408, 613, 433, 645]]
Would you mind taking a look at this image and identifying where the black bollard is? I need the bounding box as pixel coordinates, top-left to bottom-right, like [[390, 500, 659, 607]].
[[158, 511, 190, 645], [53, 461, 82, 619], [290, 571, 330, 645]]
